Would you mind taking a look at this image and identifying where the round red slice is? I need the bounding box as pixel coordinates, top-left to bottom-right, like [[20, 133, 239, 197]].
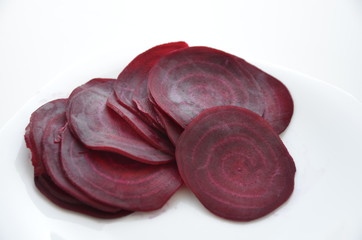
[[60, 126, 183, 211], [175, 106, 296, 221], [148, 46, 265, 128], [66, 78, 173, 164]]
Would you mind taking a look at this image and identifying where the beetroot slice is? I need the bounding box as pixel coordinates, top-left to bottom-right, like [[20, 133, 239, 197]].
[[60, 126, 183, 211], [35, 175, 132, 219], [106, 92, 174, 155], [176, 106, 295, 221], [42, 113, 122, 213], [25, 99, 68, 176], [236, 58, 294, 134], [113, 41, 188, 129], [148, 46, 265, 128], [67, 78, 174, 164]]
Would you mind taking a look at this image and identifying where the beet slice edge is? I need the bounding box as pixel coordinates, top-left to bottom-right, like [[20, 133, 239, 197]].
[[153, 106, 183, 146], [235, 58, 294, 134], [106, 92, 174, 155], [113, 41, 189, 129], [131, 42, 189, 129], [25, 99, 68, 176], [35, 175, 132, 219]]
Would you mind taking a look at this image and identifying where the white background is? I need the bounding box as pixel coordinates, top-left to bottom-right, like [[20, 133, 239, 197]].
[[1, 1, 362, 239], [0, 0, 361, 129]]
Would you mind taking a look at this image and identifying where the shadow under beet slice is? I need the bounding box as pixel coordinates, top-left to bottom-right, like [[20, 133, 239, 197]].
[[60, 126, 183, 211], [113, 41, 189, 130], [148, 46, 265, 128], [25, 99, 68, 176], [236, 58, 294, 134], [42, 112, 122, 213], [35, 175, 132, 219], [67, 78, 173, 164], [176, 106, 296, 221], [106, 92, 174, 155]]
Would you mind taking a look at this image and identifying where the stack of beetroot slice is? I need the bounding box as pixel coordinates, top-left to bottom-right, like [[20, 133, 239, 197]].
[[24, 41, 296, 221]]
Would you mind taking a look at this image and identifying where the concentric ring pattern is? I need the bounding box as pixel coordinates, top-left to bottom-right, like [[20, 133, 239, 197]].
[[176, 106, 296, 221]]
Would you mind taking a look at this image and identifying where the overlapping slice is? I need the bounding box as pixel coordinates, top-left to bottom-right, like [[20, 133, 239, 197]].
[[176, 106, 296, 221], [24, 99, 68, 176], [109, 42, 189, 141], [148, 46, 265, 128], [42, 113, 122, 213], [113, 41, 188, 128], [25, 42, 296, 221], [24, 98, 130, 217], [35, 175, 131, 219], [60, 126, 183, 211], [67, 78, 174, 164], [106, 91, 174, 154]]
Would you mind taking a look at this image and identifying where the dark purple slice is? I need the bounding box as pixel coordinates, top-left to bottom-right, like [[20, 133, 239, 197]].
[[35, 175, 132, 219], [176, 106, 296, 221], [60, 126, 183, 211], [67, 78, 173, 164], [236, 58, 294, 134], [148, 46, 265, 128], [42, 113, 122, 213], [113, 41, 189, 129], [106, 92, 174, 154], [25, 99, 68, 176]]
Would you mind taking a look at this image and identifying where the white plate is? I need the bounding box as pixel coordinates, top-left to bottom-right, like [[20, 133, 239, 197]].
[[1, 53, 362, 240]]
